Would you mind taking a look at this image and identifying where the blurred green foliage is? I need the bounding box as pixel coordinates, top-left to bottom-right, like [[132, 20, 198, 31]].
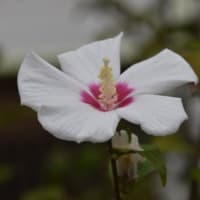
[[153, 135, 197, 154], [0, 164, 15, 184], [190, 168, 200, 183], [0, 104, 33, 128], [21, 186, 66, 200]]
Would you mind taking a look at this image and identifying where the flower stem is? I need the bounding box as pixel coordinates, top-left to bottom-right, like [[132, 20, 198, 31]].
[[108, 141, 121, 200]]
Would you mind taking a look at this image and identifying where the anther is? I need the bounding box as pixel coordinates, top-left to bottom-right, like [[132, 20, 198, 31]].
[[103, 57, 110, 67]]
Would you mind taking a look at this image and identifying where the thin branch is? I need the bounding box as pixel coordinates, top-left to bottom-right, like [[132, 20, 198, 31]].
[[108, 140, 121, 200]]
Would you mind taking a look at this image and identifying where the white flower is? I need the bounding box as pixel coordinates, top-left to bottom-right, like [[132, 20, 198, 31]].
[[112, 130, 144, 179], [17, 33, 198, 143]]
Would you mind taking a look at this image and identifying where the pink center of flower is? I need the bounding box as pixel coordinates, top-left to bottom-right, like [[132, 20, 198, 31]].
[[80, 58, 134, 111], [81, 82, 134, 111]]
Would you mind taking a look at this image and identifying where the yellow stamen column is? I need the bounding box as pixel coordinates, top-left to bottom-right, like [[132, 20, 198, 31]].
[[98, 58, 117, 111]]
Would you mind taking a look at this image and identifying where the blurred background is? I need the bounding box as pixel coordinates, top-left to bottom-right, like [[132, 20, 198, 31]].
[[0, 0, 200, 199]]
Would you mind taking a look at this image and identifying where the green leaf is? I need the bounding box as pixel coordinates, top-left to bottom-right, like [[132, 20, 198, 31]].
[[138, 144, 167, 186], [137, 159, 155, 179]]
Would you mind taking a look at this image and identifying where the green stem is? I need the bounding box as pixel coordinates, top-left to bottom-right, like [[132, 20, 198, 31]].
[[108, 141, 121, 200]]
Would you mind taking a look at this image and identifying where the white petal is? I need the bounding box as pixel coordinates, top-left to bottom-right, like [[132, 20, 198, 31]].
[[116, 95, 188, 136], [38, 103, 120, 143], [18, 52, 85, 112], [119, 49, 198, 95], [58, 33, 123, 85]]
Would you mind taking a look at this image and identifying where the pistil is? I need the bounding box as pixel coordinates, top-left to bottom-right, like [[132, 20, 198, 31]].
[[98, 58, 118, 110]]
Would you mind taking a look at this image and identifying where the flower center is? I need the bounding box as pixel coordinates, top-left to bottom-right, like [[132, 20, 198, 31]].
[[81, 58, 134, 111], [98, 58, 118, 110]]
